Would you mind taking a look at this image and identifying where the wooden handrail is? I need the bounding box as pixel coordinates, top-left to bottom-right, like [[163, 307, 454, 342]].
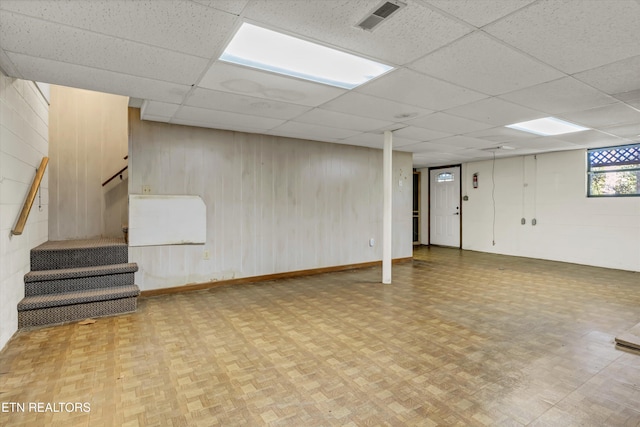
[[102, 155, 129, 187], [12, 157, 48, 236]]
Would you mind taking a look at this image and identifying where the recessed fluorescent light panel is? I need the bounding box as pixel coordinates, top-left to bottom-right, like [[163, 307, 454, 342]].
[[219, 23, 393, 89], [506, 117, 589, 136]]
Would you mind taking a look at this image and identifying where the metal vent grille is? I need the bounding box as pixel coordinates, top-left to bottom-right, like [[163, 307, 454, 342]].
[[357, 1, 406, 31], [374, 2, 400, 18]]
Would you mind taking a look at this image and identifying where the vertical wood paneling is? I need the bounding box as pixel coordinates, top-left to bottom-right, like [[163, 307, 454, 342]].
[[49, 86, 128, 240], [128, 112, 413, 290], [258, 135, 275, 275], [240, 133, 257, 275]]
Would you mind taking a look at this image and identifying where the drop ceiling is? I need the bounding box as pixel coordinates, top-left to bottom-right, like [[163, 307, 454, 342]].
[[0, 0, 639, 167]]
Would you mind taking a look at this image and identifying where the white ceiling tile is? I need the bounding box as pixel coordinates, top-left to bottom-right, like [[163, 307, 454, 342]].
[[0, 46, 20, 77], [407, 112, 493, 134], [142, 115, 171, 123], [128, 98, 144, 108], [185, 88, 311, 120], [199, 62, 347, 107], [464, 126, 539, 143], [428, 135, 500, 149], [558, 103, 640, 129], [171, 118, 270, 135], [0, 0, 637, 169], [141, 101, 180, 119], [398, 141, 464, 153], [341, 132, 417, 149], [573, 55, 640, 96], [0, 11, 209, 85], [550, 130, 631, 147], [243, 0, 471, 65], [601, 122, 640, 139], [485, 0, 640, 73], [613, 89, 640, 110], [425, 0, 536, 27], [0, 0, 238, 58], [174, 106, 285, 131], [191, 0, 250, 15], [293, 109, 394, 133], [444, 97, 543, 126], [319, 92, 433, 122], [461, 149, 504, 160], [6, 52, 190, 104], [392, 126, 451, 142], [504, 137, 579, 151], [269, 121, 360, 142], [357, 68, 487, 111], [499, 77, 617, 115], [409, 32, 564, 95]]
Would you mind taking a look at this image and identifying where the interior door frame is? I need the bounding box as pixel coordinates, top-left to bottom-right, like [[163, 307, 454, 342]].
[[428, 164, 462, 248]]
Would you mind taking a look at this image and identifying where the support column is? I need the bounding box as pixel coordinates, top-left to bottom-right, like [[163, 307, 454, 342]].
[[382, 130, 392, 284]]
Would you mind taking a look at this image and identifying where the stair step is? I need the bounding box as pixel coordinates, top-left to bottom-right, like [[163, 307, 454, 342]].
[[18, 297, 138, 328], [18, 285, 140, 311], [31, 238, 128, 271], [24, 263, 138, 296], [25, 263, 138, 282]]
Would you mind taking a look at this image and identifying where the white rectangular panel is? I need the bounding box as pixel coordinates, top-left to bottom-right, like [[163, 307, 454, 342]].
[[129, 195, 206, 247]]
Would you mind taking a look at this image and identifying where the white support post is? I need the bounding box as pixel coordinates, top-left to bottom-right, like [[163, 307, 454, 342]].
[[382, 130, 393, 284]]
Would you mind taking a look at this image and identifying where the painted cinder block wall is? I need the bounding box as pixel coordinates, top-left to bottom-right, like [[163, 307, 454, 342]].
[[419, 150, 639, 272], [0, 73, 49, 350], [461, 151, 640, 271]]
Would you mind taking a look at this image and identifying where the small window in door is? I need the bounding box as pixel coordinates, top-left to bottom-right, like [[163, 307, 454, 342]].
[[436, 172, 454, 182]]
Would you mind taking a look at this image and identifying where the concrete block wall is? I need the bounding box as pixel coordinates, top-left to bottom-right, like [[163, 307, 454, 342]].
[[0, 73, 49, 350]]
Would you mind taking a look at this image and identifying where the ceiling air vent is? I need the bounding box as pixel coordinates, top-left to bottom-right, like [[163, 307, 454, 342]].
[[357, 1, 406, 31]]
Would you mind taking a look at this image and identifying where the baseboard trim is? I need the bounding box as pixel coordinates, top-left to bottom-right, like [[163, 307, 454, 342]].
[[140, 257, 413, 298]]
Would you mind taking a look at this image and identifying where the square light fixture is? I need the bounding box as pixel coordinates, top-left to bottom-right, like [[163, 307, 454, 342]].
[[506, 117, 589, 136], [219, 23, 393, 90]]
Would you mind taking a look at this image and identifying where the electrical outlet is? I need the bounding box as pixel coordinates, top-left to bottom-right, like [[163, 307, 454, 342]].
[[532, 218, 537, 226], [203, 250, 210, 260], [369, 238, 375, 247], [521, 218, 526, 225], [142, 185, 151, 194]]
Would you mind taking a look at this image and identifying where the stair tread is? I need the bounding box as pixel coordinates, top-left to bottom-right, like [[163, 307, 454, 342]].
[[18, 285, 140, 311], [19, 298, 137, 328], [33, 238, 126, 252], [25, 263, 138, 282]]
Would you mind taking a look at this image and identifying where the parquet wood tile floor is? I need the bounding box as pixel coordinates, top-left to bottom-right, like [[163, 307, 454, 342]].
[[1, 247, 639, 426]]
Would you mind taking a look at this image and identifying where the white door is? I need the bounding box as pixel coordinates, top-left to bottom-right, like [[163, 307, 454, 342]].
[[430, 166, 461, 247]]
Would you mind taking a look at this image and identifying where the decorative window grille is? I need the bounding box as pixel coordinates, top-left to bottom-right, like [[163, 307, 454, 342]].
[[587, 143, 640, 197], [436, 172, 454, 182]]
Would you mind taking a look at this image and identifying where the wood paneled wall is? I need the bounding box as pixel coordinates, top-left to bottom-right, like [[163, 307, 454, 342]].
[[128, 109, 413, 291], [49, 86, 128, 240]]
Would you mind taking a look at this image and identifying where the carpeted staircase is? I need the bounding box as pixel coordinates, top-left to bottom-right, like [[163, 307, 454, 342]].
[[18, 238, 140, 328]]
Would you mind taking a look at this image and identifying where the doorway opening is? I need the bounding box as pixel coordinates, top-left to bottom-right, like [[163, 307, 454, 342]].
[[429, 165, 461, 248], [413, 169, 420, 245]]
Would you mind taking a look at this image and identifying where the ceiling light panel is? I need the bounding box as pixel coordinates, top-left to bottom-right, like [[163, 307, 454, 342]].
[[199, 62, 347, 107], [506, 117, 590, 136], [219, 23, 393, 89]]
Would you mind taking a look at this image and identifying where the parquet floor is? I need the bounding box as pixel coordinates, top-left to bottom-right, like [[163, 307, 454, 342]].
[[1, 246, 639, 426]]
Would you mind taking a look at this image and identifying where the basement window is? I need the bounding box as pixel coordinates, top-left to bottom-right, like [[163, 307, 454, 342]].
[[587, 143, 640, 197]]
